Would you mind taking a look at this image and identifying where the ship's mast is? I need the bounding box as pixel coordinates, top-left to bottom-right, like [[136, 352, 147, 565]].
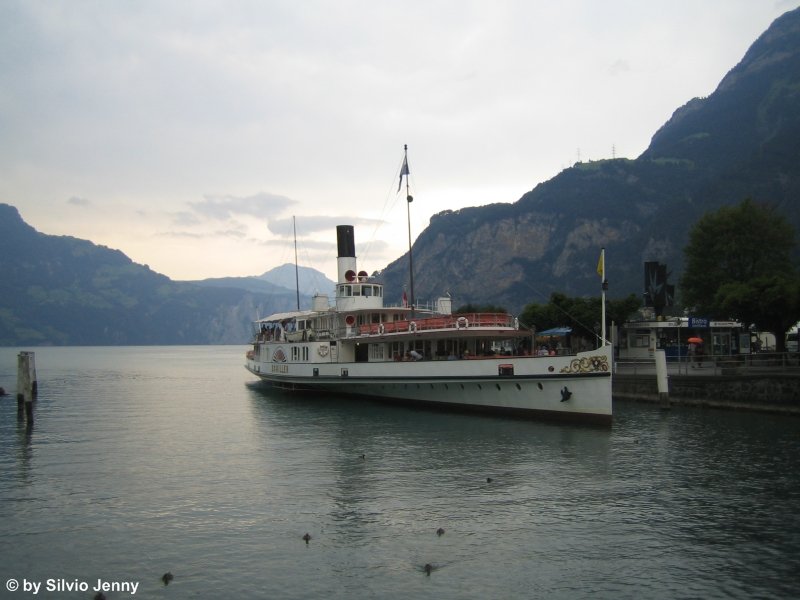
[[293, 216, 300, 310], [402, 144, 415, 316]]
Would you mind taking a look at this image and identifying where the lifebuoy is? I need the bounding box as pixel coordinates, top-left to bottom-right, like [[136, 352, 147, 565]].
[[378, 323, 385, 334], [409, 321, 417, 332], [457, 316, 469, 329], [345, 315, 355, 326]]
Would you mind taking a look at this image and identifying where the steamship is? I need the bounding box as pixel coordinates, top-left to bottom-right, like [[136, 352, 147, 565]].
[[245, 224, 612, 424]]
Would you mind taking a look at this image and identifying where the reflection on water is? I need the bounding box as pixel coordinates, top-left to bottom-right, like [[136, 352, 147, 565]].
[[0, 346, 798, 599]]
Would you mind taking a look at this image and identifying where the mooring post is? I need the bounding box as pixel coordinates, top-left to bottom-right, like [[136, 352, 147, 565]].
[[17, 351, 36, 423], [655, 349, 670, 410], [28, 351, 38, 399]]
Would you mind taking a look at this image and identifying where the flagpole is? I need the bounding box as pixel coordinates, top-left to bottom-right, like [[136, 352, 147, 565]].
[[403, 144, 415, 317], [293, 216, 300, 310], [600, 248, 607, 346]]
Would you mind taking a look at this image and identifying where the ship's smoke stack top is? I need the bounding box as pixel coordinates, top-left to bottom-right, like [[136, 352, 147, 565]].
[[337, 225, 355, 258], [336, 225, 357, 283]]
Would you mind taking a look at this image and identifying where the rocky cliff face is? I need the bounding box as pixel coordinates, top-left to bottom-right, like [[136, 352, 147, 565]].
[[377, 7, 800, 313]]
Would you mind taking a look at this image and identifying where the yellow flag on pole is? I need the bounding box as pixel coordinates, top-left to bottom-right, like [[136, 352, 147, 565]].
[[597, 248, 605, 279]]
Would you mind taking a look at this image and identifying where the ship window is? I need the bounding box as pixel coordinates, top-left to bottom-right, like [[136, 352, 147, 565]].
[[353, 285, 361, 296], [390, 341, 404, 361], [632, 335, 650, 348], [363, 286, 372, 297], [370, 344, 385, 361]]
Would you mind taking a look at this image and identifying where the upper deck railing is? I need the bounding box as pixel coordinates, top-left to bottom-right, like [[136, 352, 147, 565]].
[[253, 312, 524, 344], [353, 312, 519, 337]]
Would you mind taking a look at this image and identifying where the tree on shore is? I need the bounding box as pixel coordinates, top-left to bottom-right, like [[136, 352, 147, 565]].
[[680, 199, 800, 351], [519, 292, 640, 342]]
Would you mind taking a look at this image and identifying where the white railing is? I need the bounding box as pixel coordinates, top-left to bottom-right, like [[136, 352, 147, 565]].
[[616, 352, 800, 376]]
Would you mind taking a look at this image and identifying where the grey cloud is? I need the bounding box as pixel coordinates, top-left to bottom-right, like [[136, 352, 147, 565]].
[[156, 228, 247, 240], [268, 215, 385, 236], [67, 196, 91, 206], [189, 192, 297, 221]]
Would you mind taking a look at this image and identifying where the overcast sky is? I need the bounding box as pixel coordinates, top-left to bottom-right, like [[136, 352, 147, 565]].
[[1, 1, 796, 285]]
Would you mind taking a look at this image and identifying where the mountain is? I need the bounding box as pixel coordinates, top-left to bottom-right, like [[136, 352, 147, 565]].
[[190, 264, 335, 297], [0, 204, 297, 345], [256, 264, 336, 297], [376, 7, 800, 313]]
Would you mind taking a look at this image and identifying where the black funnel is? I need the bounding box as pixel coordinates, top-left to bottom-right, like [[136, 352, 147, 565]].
[[337, 225, 355, 258]]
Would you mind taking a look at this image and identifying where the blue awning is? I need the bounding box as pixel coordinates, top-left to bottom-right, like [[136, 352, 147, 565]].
[[538, 327, 572, 336]]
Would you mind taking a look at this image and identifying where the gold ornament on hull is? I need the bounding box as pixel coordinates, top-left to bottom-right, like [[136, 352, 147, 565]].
[[560, 355, 609, 374]]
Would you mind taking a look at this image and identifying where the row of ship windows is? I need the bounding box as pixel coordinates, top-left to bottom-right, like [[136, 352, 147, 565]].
[[337, 284, 383, 298]]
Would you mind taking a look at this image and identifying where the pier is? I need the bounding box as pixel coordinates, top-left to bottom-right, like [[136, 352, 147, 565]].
[[614, 353, 800, 414]]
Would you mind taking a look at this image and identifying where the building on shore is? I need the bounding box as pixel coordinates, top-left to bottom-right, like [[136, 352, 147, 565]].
[[619, 316, 746, 361]]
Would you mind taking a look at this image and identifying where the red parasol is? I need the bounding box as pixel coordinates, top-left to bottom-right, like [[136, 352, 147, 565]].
[[687, 337, 703, 344]]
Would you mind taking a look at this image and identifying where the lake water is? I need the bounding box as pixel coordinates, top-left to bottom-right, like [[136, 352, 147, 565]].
[[1, 346, 799, 599]]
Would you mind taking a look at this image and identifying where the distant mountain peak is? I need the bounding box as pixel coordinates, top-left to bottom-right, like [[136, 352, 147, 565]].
[[257, 263, 336, 296]]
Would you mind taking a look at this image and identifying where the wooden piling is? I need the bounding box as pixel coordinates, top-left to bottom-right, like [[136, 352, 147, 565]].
[[17, 351, 36, 423], [655, 349, 670, 410]]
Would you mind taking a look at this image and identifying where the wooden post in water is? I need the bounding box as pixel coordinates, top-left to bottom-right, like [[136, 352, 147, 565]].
[[17, 351, 37, 423], [655, 349, 670, 410]]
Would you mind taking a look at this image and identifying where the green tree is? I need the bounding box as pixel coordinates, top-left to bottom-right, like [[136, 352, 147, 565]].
[[681, 199, 800, 350], [519, 292, 640, 340]]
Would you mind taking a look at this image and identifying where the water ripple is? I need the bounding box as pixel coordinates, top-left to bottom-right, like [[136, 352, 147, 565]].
[[1, 347, 799, 598]]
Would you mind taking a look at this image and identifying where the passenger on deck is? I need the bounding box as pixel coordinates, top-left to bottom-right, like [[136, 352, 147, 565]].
[[408, 350, 423, 361]]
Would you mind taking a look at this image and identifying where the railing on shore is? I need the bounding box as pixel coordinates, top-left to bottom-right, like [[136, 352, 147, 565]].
[[617, 352, 800, 376]]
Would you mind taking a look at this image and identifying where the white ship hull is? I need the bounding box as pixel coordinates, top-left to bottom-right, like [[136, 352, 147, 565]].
[[246, 343, 612, 424]]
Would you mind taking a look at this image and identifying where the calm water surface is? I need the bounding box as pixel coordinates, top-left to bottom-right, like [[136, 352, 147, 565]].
[[1, 346, 799, 599]]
